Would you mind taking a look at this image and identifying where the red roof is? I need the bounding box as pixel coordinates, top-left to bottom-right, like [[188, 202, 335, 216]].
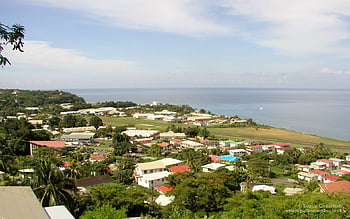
[[200, 139, 210, 143], [310, 170, 329, 175], [156, 185, 174, 193], [319, 180, 350, 195], [168, 165, 191, 173], [275, 143, 290, 146], [170, 139, 182, 144], [90, 155, 105, 161], [158, 142, 170, 147], [29, 141, 65, 148], [61, 161, 71, 167], [318, 159, 334, 163], [296, 164, 311, 169], [209, 155, 221, 162], [324, 175, 339, 181], [332, 170, 350, 175], [249, 145, 263, 148]]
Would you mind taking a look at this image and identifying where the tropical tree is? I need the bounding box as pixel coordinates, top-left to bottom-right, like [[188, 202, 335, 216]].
[[89, 116, 103, 129], [0, 22, 25, 66], [112, 133, 135, 156], [31, 159, 75, 211]]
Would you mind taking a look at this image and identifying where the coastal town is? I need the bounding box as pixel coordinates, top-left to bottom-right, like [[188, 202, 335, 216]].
[[0, 89, 349, 218]]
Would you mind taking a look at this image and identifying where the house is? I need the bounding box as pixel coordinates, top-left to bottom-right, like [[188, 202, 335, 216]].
[[134, 158, 183, 189], [341, 164, 350, 172], [319, 180, 350, 195], [62, 126, 96, 133], [247, 145, 263, 153], [331, 169, 350, 177], [219, 140, 244, 147], [168, 165, 191, 173], [155, 195, 175, 206], [252, 185, 276, 195], [275, 147, 293, 155], [323, 175, 339, 183], [295, 164, 313, 172], [0, 186, 50, 219], [169, 139, 183, 146], [158, 142, 173, 151], [312, 159, 335, 170], [329, 158, 346, 169], [180, 140, 204, 150], [202, 163, 225, 172], [61, 132, 95, 144], [122, 128, 159, 138], [155, 185, 174, 194], [262, 144, 276, 152], [28, 141, 66, 155], [89, 155, 105, 163], [228, 149, 248, 157], [76, 175, 114, 194], [160, 131, 186, 139], [137, 171, 172, 189], [297, 172, 317, 182], [309, 170, 329, 182]]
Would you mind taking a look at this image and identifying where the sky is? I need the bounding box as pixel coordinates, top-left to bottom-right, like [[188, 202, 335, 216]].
[[1, 0, 350, 89]]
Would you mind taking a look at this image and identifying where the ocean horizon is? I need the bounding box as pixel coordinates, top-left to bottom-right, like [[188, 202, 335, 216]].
[[65, 87, 350, 141]]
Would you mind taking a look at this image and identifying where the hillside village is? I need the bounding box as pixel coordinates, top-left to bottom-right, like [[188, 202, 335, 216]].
[[0, 89, 349, 218]]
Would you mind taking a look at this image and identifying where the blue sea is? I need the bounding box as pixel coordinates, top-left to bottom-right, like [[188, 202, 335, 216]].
[[65, 88, 350, 141]]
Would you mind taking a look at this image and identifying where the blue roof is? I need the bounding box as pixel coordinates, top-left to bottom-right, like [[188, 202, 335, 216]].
[[220, 156, 241, 162]]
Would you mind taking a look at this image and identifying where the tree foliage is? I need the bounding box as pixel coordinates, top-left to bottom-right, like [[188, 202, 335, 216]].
[[0, 23, 25, 66]]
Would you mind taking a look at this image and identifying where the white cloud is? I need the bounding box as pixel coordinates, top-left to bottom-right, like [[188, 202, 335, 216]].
[[217, 0, 350, 55], [321, 67, 350, 75], [27, 0, 230, 36], [1, 41, 142, 88], [25, 0, 350, 56]]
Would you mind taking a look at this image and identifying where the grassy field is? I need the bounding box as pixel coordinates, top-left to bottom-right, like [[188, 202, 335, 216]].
[[208, 127, 350, 147], [100, 116, 350, 151]]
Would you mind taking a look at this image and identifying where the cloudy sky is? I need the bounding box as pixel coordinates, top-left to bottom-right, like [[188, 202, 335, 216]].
[[1, 0, 350, 89]]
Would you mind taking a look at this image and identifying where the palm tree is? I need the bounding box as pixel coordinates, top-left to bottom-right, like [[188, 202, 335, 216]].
[[31, 159, 75, 210]]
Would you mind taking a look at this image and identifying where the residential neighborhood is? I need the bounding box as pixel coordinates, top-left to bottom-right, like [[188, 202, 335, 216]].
[[0, 89, 349, 218]]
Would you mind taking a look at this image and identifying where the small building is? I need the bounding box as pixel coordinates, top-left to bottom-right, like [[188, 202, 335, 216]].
[[202, 163, 225, 172], [76, 175, 114, 194], [331, 169, 350, 177], [319, 180, 350, 195], [160, 131, 186, 140], [297, 172, 317, 182], [309, 170, 329, 182], [62, 126, 96, 133], [323, 175, 339, 183], [247, 145, 263, 153], [168, 165, 191, 173], [252, 185, 276, 195], [122, 128, 159, 138], [228, 149, 248, 157], [180, 140, 204, 150], [28, 141, 66, 156], [61, 132, 95, 144], [295, 164, 313, 172]]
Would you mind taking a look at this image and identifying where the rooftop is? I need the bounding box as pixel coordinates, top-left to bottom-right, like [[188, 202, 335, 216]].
[[319, 180, 350, 195], [76, 175, 114, 188], [29, 141, 66, 148]]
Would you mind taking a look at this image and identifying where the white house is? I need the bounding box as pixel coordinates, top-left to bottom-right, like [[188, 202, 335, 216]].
[[228, 149, 248, 157], [202, 163, 225, 172], [134, 158, 183, 189], [122, 128, 159, 138], [180, 140, 204, 150], [252, 185, 276, 195], [297, 172, 317, 182]]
